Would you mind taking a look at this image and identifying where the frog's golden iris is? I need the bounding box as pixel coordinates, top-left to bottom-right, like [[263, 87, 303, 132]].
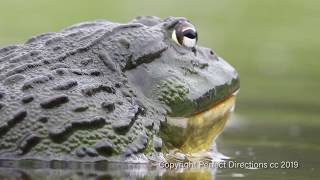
[[0, 16, 239, 162]]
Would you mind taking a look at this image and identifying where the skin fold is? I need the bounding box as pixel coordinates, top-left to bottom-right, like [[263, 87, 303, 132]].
[[0, 16, 239, 162]]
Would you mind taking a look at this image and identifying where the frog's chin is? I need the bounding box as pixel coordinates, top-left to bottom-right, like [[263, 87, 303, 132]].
[[161, 92, 238, 161]]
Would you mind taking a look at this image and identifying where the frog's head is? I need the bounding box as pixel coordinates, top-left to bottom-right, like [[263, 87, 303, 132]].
[[124, 16, 239, 156]]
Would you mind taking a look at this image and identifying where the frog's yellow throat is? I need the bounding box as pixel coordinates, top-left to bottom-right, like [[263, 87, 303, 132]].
[[161, 96, 236, 154]]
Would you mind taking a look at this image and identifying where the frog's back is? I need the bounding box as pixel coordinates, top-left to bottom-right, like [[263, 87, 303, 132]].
[[0, 20, 163, 161]]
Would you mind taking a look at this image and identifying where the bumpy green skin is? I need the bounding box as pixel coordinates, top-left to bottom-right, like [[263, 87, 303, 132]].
[[0, 16, 239, 162]]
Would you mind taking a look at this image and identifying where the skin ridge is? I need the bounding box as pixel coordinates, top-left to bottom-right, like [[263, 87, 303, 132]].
[[0, 18, 166, 162], [0, 16, 239, 162]]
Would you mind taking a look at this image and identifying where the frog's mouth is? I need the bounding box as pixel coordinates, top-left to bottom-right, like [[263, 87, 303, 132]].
[[160, 90, 239, 156]]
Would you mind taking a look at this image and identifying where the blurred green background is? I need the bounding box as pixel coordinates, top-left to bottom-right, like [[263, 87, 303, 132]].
[[0, 0, 319, 179], [0, 0, 319, 124]]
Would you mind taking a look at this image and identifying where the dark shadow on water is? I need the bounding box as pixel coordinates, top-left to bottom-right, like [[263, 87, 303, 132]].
[[0, 160, 217, 180]]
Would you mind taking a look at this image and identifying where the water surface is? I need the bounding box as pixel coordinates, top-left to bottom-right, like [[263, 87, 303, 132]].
[[0, 108, 318, 180], [0, 0, 319, 179]]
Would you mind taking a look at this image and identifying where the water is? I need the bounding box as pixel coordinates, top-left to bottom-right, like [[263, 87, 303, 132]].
[[0, 109, 318, 180], [0, 0, 319, 179]]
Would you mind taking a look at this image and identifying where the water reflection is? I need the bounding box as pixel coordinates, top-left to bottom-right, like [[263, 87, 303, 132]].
[[0, 112, 319, 180], [0, 160, 217, 180]]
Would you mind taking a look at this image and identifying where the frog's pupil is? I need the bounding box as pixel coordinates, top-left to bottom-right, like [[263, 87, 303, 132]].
[[183, 29, 197, 39]]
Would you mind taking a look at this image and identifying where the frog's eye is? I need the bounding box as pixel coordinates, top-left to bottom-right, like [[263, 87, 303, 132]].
[[172, 22, 198, 48]]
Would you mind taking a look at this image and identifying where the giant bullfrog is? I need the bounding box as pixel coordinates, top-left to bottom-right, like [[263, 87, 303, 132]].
[[0, 16, 239, 162]]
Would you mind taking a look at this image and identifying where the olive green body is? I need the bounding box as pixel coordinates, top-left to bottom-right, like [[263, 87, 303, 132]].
[[0, 16, 239, 162]]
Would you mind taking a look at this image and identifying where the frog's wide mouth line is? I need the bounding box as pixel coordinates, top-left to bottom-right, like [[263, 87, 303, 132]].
[[192, 88, 240, 116], [160, 92, 238, 155]]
